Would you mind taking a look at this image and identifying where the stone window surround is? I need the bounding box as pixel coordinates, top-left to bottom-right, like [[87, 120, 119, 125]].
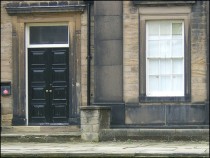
[[138, 6, 191, 103]]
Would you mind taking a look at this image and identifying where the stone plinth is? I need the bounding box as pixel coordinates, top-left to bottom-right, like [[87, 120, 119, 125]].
[[80, 106, 111, 142]]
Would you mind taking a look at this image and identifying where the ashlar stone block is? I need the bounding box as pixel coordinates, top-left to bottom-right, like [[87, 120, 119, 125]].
[[80, 106, 111, 141]]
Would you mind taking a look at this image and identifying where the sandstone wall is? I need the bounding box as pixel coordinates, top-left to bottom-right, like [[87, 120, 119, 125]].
[[1, 1, 13, 125], [123, 1, 208, 104]]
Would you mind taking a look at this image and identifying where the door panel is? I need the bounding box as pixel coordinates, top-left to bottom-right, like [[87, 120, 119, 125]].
[[28, 48, 69, 124], [29, 49, 49, 123], [51, 49, 69, 123], [52, 69, 67, 83]]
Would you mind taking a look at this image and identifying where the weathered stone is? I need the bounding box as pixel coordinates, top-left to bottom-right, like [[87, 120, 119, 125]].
[[81, 133, 99, 142], [80, 106, 111, 141], [80, 125, 93, 132]]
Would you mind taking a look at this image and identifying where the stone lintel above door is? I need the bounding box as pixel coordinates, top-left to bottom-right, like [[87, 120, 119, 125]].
[[5, 1, 86, 16]]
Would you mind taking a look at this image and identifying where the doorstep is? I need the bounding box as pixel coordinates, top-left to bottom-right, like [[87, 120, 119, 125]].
[[1, 126, 81, 143]]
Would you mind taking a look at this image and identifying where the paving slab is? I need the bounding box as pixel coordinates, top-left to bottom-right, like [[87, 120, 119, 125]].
[[1, 140, 209, 157]]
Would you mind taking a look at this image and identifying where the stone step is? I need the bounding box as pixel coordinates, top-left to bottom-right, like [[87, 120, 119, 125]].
[[1, 132, 81, 143], [100, 128, 210, 142], [1, 126, 81, 143], [1, 125, 80, 134]]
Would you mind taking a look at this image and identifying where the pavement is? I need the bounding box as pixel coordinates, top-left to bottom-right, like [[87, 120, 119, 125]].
[[1, 140, 209, 157]]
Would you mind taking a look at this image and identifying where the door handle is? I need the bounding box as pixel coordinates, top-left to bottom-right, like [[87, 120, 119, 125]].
[[46, 90, 49, 92], [49, 90, 52, 93]]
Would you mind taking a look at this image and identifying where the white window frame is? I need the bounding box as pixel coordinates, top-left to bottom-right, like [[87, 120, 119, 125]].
[[146, 20, 185, 97], [26, 23, 69, 48], [25, 22, 70, 125]]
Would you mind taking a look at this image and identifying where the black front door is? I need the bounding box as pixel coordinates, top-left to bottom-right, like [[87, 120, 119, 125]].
[[28, 48, 70, 124]]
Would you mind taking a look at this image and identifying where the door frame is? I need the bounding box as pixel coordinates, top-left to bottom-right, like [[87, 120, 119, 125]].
[[10, 13, 82, 126], [25, 22, 75, 125]]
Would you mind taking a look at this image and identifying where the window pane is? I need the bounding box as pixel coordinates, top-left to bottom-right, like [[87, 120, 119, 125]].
[[30, 26, 68, 44], [159, 40, 171, 57], [172, 59, 183, 74], [148, 21, 159, 35], [172, 75, 183, 92], [172, 40, 183, 57], [148, 40, 159, 57], [160, 59, 171, 75], [148, 59, 159, 75], [172, 23, 182, 35], [146, 20, 184, 96], [160, 21, 170, 35], [160, 76, 171, 92], [149, 75, 159, 93]]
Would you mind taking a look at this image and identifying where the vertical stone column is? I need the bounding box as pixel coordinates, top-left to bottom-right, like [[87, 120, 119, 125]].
[[94, 1, 123, 102], [80, 106, 111, 141]]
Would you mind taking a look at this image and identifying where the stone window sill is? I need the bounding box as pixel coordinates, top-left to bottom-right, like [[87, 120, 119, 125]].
[[133, 1, 196, 6]]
